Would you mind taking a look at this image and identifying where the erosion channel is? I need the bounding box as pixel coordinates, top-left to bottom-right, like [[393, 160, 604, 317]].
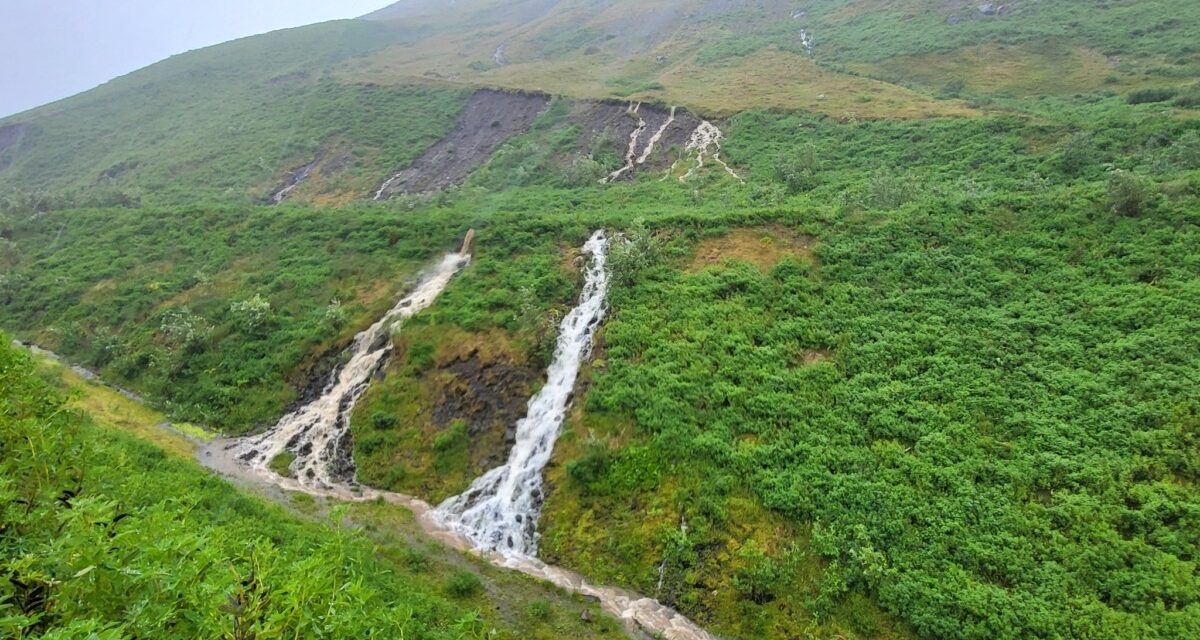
[[196, 231, 720, 640]]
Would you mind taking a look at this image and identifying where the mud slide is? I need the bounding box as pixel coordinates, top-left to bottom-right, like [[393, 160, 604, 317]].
[[373, 90, 550, 199], [596, 102, 699, 183], [268, 154, 322, 204]]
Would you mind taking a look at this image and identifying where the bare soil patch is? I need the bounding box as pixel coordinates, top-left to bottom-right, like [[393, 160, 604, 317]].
[[374, 89, 550, 198], [688, 226, 816, 273]]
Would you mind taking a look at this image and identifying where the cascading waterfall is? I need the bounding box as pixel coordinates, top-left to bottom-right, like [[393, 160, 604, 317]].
[[147, 226, 713, 639], [437, 230, 610, 555], [226, 245, 471, 488], [637, 105, 676, 165], [604, 103, 648, 183], [678, 120, 743, 182]]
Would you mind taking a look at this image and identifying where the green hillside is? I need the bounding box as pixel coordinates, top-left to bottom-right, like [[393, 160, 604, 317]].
[[3, 1, 1200, 639], [0, 338, 621, 638]]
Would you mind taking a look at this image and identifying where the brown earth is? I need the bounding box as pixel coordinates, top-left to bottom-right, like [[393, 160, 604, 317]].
[[688, 226, 817, 273], [374, 89, 551, 198], [267, 153, 323, 203], [432, 347, 538, 471], [572, 101, 703, 180]]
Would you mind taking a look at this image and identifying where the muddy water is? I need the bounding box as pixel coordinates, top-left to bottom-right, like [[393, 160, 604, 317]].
[[224, 250, 471, 487], [19, 235, 720, 640], [436, 230, 610, 555], [203, 231, 721, 639]]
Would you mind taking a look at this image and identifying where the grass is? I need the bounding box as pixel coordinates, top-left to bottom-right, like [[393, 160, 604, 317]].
[[13, 338, 624, 639], [31, 350, 200, 459]]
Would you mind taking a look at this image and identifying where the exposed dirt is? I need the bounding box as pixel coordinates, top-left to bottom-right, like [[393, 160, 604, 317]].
[[688, 226, 817, 273], [573, 101, 702, 181], [267, 153, 323, 204], [0, 123, 34, 171], [374, 89, 550, 198], [432, 348, 538, 471]]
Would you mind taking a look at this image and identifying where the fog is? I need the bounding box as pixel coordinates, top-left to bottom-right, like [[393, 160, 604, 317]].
[[0, 0, 395, 118]]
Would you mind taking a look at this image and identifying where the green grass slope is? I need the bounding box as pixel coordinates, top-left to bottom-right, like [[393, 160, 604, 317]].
[[0, 338, 622, 639]]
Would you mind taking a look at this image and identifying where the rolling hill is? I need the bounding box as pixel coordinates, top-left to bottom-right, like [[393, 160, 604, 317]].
[[3, 1, 1200, 639]]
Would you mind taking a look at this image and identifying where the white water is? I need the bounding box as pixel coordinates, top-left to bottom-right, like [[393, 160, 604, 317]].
[[637, 105, 677, 165], [66, 227, 717, 639], [437, 230, 611, 555], [373, 172, 402, 201], [679, 121, 743, 183], [271, 157, 319, 204], [800, 29, 814, 56], [227, 250, 470, 487], [605, 103, 648, 183]]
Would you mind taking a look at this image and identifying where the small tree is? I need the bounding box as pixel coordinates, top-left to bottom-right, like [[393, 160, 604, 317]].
[[230, 294, 271, 334], [608, 219, 662, 286], [1106, 170, 1155, 217], [1059, 132, 1097, 176], [775, 143, 821, 193]]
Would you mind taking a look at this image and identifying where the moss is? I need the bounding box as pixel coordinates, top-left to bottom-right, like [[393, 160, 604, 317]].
[[268, 451, 297, 478]]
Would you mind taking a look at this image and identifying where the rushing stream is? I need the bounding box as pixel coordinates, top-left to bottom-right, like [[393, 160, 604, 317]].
[[225, 246, 472, 487], [437, 229, 610, 555], [29, 230, 719, 640]]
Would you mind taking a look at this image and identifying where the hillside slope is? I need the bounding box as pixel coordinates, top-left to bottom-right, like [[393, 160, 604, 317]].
[[2, 0, 1197, 207], [3, 2, 1200, 640]]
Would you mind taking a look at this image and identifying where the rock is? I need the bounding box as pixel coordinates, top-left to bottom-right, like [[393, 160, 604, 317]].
[[979, 3, 999, 15], [581, 609, 593, 623], [946, 15, 965, 25]]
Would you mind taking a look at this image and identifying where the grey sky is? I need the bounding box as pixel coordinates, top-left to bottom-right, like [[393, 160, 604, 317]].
[[0, 0, 396, 118]]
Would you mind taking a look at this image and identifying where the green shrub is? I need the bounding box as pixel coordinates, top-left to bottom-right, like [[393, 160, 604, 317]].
[[1106, 169, 1156, 216], [445, 570, 483, 598], [566, 439, 613, 492], [1126, 87, 1179, 104], [371, 411, 399, 430]]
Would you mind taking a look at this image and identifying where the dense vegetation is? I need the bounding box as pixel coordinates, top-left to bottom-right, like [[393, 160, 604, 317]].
[[4, 1, 1200, 638], [0, 339, 620, 638]]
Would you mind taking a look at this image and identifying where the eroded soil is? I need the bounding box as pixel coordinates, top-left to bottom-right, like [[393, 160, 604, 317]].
[[374, 89, 551, 198]]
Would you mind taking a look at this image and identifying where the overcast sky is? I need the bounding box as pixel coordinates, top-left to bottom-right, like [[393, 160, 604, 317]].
[[0, 0, 396, 118]]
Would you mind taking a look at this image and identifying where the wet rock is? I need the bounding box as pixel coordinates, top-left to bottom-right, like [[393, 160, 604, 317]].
[[267, 153, 322, 204]]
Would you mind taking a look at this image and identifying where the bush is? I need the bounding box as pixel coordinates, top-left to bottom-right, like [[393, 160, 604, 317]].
[[868, 169, 917, 209], [445, 570, 483, 598], [371, 411, 399, 430], [1126, 88, 1179, 104], [775, 144, 821, 193], [566, 439, 612, 491], [732, 546, 781, 605], [1174, 85, 1200, 108], [1059, 132, 1098, 176], [1106, 170, 1156, 216]]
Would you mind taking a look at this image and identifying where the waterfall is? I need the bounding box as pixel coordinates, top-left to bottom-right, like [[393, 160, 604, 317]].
[[604, 103, 648, 183], [437, 230, 611, 555], [227, 248, 471, 488]]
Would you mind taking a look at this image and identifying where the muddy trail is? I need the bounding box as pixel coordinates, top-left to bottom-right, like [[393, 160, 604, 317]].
[[374, 90, 550, 199]]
